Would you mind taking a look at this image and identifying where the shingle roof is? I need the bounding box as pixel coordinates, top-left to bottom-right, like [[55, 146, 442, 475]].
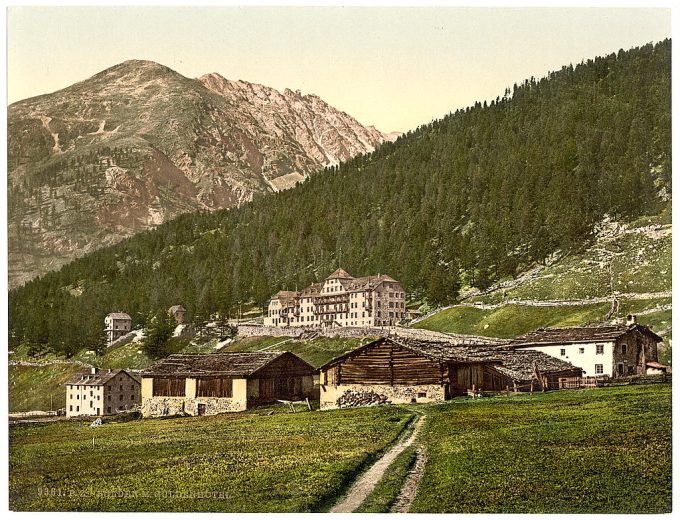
[[319, 337, 583, 382], [107, 312, 131, 320], [326, 268, 354, 280], [300, 282, 323, 296], [65, 369, 134, 386], [346, 274, 399, 291], [168, 305, 186, 314], [511, 324, 662, 347], [141, 352, 301, 378], [271, 291, 299, 307], [489, 349, 582, 381], [318, 337, 503, 370]]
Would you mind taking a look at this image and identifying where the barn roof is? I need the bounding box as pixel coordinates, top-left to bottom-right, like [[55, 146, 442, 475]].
[[141, 351, 312, 378], [65, 369, 135, 386], [318, 337, 503, 370], [511, 324, 662, 347], [489, 349, 583, 382], [107, 312, 131, 320]]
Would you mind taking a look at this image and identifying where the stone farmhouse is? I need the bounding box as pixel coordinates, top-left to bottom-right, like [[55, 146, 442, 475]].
[[318, 337, 581, 409], [510, 316, 663, 377], [65, 368, 140, 417], [265, 268, 407, 328], [104, 312, 132, 344], [140, 351, 315, 417]]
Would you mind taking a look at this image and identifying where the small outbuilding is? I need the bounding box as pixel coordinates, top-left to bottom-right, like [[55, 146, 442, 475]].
[[168, 305, 187, 324], [140, 351, 315, 417]]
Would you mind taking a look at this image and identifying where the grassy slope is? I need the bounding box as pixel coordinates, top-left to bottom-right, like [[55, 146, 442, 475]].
[[9, 406, 414, 512], [221, 335, 377, 368], [411, 384, 671, 513], [415, 213, 671, 361], [9, 364, 84, 413], [469, 212, 671, 304]]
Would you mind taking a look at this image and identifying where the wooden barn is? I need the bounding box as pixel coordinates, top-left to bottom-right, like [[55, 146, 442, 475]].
[[318, 337, 585, 409], [318, 337, 507, 409], [141, 351, 315, 417]]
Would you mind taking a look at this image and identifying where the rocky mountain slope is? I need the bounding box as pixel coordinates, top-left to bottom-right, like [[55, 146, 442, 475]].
[[8, 60, 387, 287]]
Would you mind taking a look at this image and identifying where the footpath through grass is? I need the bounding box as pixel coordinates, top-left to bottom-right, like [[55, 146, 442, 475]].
[[411, 384, 672, 513], [10, 406, 413, 512]]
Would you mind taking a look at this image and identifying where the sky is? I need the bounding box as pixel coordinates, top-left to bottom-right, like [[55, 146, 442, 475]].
[[6, 6, 672, 133]]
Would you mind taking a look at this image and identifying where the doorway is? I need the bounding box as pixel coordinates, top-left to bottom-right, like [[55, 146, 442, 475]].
[[197, 403, 206, 416]]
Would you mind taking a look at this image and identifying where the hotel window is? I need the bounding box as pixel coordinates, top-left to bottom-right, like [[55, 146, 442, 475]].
[[560, 349, 566, 356], [621, 344, 628, 355], [596, 344, 604, 355], [595, 364, 604, 374], [579, 347, 585, 354]]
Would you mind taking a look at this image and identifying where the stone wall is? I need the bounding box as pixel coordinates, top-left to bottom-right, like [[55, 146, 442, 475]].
[[320, 383, 446, 410], [237, 324, 501, 345], [141, 396, 247, 417], [140, 377, 248, 417]]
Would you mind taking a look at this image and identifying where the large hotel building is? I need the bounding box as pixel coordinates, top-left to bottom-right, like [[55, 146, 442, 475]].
[[264, 268, 406, 328]]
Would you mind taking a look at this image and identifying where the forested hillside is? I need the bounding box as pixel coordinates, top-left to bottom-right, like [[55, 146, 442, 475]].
[[9, 40, 671, 355]]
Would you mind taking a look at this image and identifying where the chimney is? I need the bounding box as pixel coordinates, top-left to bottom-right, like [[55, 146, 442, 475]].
[[90, 367, 97, 375], [626, 314, 637, 326]]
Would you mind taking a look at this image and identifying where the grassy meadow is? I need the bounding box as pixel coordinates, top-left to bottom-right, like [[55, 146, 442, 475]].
[[10, 384, 671, 513], [410, 384, 672, 513], [9, 406, 414, 512]]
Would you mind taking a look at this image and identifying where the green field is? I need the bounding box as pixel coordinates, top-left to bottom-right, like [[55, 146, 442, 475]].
[[9, 406, 414, 512], [10, 384, 671, 513], [410, 385, 672, 513]]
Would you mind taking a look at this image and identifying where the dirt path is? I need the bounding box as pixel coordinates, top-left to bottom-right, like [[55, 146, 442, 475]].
[[391, 446, 427, 513], [330, 413, 425, 513]]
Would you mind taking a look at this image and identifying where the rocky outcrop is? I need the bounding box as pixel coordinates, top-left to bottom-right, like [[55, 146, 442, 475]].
[[8, 60, 387, 287]]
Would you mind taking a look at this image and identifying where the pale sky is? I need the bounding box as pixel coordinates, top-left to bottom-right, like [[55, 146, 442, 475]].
[[7, 6, 671, 132]]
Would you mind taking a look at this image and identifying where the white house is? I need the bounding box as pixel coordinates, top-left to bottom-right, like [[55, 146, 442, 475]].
[[65, 368, 140, 417], [510, 316, 663, 378]]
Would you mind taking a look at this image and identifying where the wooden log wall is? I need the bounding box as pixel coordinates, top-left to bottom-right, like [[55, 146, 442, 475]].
[[337, 339, 444, 386]]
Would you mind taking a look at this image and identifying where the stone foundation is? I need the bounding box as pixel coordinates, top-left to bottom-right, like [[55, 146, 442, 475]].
[[141, 396, 247, 417], [320, 384, 446, 410]]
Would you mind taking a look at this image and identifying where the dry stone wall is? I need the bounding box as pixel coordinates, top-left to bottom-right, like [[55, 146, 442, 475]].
[[237, 324, 501, 345], [320, 383, 445, 410], [141, 396, 247, 417]]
